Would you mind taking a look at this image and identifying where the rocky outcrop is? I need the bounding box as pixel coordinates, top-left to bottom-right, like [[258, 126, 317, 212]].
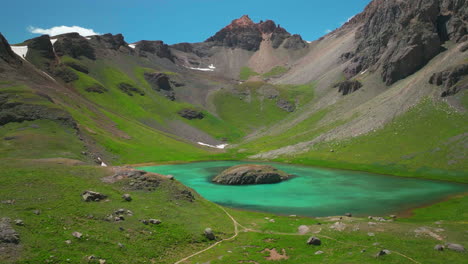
[[212, 164, 292, 185], [0, 94, 76, 127], [118, 83, 145, 96], [344, 0, 468, 85], [334, 80, 363, 95], [429, 64, 468, 96], [85, 84, 107, 93], [53, 66, 79, 83], [134, 40, 174, 61], [53, 33, 96, 60], [0, 218, 19, 244], [92, 34, 127, 50], [24, 35, 55, 60], [0, 33, 22, 65], [171, 42, 193, 53], [178, 108, 204, 120], [205, 15, 306, 51], [276, 99, 296, 112], [143, 72, 175, 100], [82, 190, 107, 202]]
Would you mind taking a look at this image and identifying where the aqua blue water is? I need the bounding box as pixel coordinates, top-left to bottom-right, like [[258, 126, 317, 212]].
[[139, 161, 467, 217]]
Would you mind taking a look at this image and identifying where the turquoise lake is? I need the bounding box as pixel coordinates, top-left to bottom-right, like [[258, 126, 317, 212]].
[[139, 161, 466, 217]]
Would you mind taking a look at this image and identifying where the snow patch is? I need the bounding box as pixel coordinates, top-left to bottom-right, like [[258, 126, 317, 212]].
[[197, 142, 228, 149], [50, 39, 58, 45], [85, 37, 92, 40], [10, 46, 28, 59], [128, 44, 136, 49], [360, 69, 368, 75], [306, 41, 312, 44], [187, 64, 216, 72]]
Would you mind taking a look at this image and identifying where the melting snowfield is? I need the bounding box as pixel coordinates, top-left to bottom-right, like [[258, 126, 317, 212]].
[[188, 64, 216, 72], [197, 142, 228, 149], [10, 46, 28, 59]]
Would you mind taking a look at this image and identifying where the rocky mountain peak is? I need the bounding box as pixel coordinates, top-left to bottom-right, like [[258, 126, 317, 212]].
[[205, 15, 306, 51], [227, 15, 255, 29]]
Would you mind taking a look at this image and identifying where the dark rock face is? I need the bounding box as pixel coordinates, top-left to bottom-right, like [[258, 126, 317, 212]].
[[178, 108, 204, 120], [429, 64, 468, 97], [53, 66, 79, 83], [205, 15, 306, 51], [92, 34, 127, 50], [0, 218, 19, 244], [282, 34, 308, 50], [334, 80, 363, 95], [64, 61, 88, 73], [143, 72, 175, 100], [134, 40, 174, 61], [344, 0, 468, 85], [0, 33, 22, 65], [118, 83, 145, 96], [24, 35, 55, 60], [54, 33, 96, 60], [276, 99, 296, 112], [85, 84, 107, 93], [213, 164, 292, 185], [0, 94, 76, 127], [171, 42, 193, 53]]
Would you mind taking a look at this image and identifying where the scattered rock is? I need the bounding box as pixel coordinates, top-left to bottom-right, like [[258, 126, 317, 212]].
[[429, 64, 468, 97], [65, 240, 72, 245], [375, 249, 391, 257], [122, 194, 132, 201], [212, 164, 292, 185], [33, 209, 41, 215], [298, 225, 310, 235], [368, 232, 375, 237], [85, 84, 108, 94], [276, 99, 295, 112], [204, 228, 215, 240], [178, 108, 204, 120], [118, 83, 145, 96], [53, 66, 79, 83], [345, 213, 352, 217], [13, 219, 24, 226], [82, 191, 107, 202], [0, 218, 20, 244], [389, 215, 397, 219], [314, 250, 324, 255], [149, 219, 162, 225], [99, 259, 106, 264], [141, 220, 149, 225], [72, 232, 82, 239], [434, 244, 444, 251], [446, 243, 465, 252], [1, 200, 15, 205], [330, 222, 346, 231], [307, 236, 321, 245]]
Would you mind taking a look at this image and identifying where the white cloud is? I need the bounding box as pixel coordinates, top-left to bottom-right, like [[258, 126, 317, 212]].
[[27, 25, 100, 37]]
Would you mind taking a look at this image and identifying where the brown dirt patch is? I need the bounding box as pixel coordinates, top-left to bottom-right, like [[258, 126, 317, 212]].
[[262, 248, 289, 261]]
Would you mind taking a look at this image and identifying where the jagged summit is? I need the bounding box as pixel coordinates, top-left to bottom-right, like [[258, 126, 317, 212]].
[[205, 15, 306, 51]]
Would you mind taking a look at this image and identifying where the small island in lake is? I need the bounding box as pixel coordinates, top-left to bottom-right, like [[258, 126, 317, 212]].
[[212, 164, 292, 185]]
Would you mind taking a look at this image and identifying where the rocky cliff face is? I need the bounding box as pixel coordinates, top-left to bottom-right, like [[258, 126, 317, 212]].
[[0, 33, 21, 66], [343, 0, 468, 85], [53, 33, 96, 60], [205, 15, 307, 51], [134, 40, 174, 61]]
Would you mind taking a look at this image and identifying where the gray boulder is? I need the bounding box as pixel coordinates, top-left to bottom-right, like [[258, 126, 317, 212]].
[[434, 244, 444, 251], [82, 190, 107, 202], [307, 236, 321, 245], [204, 228, 215, 240], [0, 218, 20, 244], [446, 243, 465, 252]]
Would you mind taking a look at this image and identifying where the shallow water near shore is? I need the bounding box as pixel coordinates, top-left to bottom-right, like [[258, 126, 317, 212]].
[[139, 161, 467, 217]]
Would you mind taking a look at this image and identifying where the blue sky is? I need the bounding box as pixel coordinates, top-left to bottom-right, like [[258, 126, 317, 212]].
[[0, 0, 371, 44]]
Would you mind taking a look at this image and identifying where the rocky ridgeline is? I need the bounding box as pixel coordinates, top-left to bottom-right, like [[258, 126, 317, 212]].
[[343, 0, 468, 85], [205, 15, 307, 51]]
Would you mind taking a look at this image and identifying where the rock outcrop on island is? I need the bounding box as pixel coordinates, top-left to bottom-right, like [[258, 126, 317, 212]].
[[212, 164, 292, 185]]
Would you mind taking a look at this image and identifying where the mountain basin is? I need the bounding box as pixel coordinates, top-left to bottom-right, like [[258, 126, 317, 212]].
[[138, 161, 467, 217]]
